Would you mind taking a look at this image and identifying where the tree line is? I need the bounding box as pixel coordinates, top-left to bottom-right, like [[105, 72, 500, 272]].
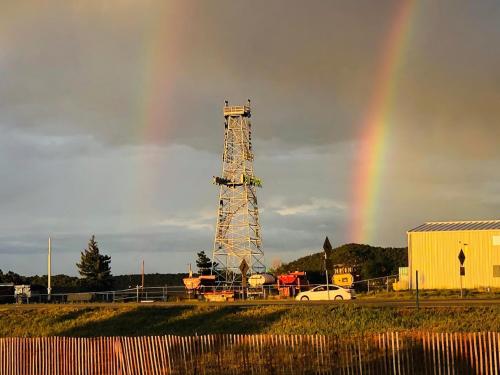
[[0, 235, 187, 292], [1, 239, 407, 291]]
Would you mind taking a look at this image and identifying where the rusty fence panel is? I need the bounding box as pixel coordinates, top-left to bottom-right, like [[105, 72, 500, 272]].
[[0, 332, 498, 374]]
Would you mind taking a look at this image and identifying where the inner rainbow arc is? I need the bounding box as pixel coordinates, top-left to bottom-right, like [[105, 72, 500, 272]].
[[349, 0, 417, 244]]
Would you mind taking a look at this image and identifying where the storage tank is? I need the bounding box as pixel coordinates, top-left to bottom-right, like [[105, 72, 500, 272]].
[[248, 273, 275, 288]]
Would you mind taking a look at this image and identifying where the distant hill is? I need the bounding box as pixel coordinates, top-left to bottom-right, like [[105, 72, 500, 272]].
[[275, 243, 407, 283]]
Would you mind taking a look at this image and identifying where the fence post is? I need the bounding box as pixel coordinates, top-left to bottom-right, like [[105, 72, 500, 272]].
[[1, 331, 496, 372], [416, 270, 419, 311], [136, 286, 139, 303]]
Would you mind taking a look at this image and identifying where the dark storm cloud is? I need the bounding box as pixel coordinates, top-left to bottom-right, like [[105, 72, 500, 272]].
[[1, 1, 499, 151], [0, 1, 400, 149], [1, 1, 499, 274]]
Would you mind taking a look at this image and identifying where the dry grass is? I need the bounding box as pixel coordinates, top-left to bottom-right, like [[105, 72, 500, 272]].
[[0, 303, 498, 337]]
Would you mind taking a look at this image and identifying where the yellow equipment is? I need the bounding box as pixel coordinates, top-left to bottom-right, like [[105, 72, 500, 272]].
[[332, 273, 354, 288], [331, 265, 359, 288]]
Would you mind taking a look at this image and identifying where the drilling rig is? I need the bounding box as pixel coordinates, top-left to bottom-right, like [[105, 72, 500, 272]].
[[212, 100, 265, 285]]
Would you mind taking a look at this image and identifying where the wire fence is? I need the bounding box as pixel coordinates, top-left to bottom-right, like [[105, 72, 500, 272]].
[[0, 287, 187, 304], [0, 331, 498, 374], [0, 275, 399, 304], [353, 275, 399, 293]]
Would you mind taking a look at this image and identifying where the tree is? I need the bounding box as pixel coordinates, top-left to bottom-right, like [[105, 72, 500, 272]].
[[196, 251, 215, 275], [76, 235, 112, 290], [0, 269, 26, 284]]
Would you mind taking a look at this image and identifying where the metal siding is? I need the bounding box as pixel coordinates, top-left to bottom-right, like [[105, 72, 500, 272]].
[[408, 220, 500, 232], [407, 232, 412, 289], [409, 229, 500, 289]]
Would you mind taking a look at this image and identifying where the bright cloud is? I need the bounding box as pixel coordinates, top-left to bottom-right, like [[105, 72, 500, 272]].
[[274, 198, 346, 216]]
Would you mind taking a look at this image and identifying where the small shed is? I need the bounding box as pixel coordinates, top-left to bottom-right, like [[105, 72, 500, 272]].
[[407, 220, 500, 289]]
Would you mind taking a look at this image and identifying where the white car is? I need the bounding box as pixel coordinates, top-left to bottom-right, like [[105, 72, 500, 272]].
[[295, 284, 355, 301]]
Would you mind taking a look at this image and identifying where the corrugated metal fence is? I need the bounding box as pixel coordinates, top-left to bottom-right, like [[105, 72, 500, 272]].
[[0, 332, 498, 374]]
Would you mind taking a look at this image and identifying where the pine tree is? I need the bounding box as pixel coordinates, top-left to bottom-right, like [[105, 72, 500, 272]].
[[76, 235, 112, 290], [196, 251, 215, 275]]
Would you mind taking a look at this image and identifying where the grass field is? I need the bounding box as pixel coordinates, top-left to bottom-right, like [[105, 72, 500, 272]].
[[358, 288, 500, 299], [0, 303, 498, 337]]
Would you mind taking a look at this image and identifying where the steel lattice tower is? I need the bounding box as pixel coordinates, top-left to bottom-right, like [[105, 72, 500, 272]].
[[212, 100, 265, 285]]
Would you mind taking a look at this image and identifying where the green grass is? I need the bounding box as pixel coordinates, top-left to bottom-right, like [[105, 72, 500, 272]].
[[358, 288, 500, 299], [0, 303, 498, 337]]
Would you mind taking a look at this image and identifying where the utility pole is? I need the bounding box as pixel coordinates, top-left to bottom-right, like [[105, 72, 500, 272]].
[[323, 237, 332, 301], [460, 263, 463, 299], [325, 251, 330, 301], [415, 270, 419, 311], [47, 237, 52, 302], [141, 259, 145, 289]]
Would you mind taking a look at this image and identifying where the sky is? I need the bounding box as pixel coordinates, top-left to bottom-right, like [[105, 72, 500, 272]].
[[1, 0, 499, 276]]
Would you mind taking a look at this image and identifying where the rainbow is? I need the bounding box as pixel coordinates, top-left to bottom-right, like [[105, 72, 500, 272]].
[[134, 3, 192, 211], [139, 3, 189, 144], [349, 1, 417, 244]]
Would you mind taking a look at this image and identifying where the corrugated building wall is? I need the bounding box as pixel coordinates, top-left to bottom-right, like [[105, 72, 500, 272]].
[[408, 220, 500, 289]]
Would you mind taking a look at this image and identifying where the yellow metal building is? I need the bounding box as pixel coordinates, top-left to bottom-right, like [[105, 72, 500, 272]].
[[408, 220, 500, 289]]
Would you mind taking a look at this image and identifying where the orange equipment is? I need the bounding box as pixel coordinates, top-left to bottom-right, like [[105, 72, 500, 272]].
[[277, 271, 309, 298], [183, 275, 216, 291]]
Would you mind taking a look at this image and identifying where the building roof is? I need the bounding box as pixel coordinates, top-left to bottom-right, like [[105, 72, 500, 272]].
[[408, 220, 500, 233]]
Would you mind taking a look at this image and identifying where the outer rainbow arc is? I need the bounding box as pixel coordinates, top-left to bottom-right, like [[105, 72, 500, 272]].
[[349, 0, 417, 244], [135, 3, 192, 213]]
